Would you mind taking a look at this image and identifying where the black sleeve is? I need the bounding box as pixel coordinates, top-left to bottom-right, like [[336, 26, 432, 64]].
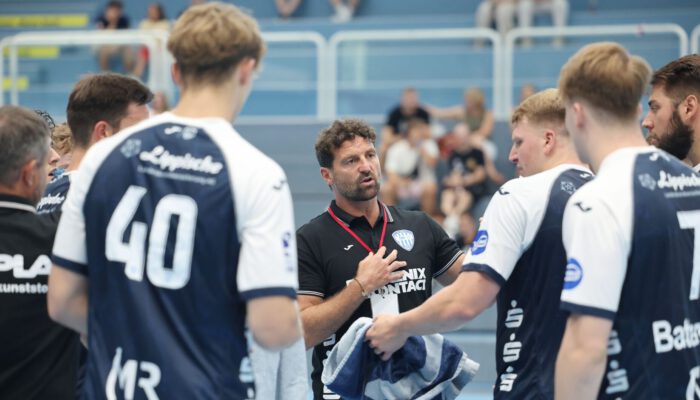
[[417, 107, 431, 124], [296, 229, 326, 298], [386, 107, 401, 132], [425, 214, 463, 278], [474, 149, 485, 167]]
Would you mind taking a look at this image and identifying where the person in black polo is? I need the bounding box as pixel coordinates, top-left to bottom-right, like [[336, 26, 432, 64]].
[[298, 118, 465, 400], [0, 105, 80, 399]]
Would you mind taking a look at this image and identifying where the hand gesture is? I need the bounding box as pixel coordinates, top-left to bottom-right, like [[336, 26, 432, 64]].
[[355, 247, 406, 294]]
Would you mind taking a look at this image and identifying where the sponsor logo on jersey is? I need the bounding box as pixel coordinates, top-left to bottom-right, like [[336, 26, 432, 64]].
[[343, 244, 353, 251], [497, 187, 510, 195], [282, 232, 295, 272], [652, 318, 700, 354], [560, 180, 576, 195], [657, 171, 700, 191], [638, 173, 657, 191], [106, 347, 161, 400], [139, 145, 224, 175], [36, 192, 65, 210], [563, 258, 583, 290], [573, 201, 592, 212], [120, 138, 142, 158], [0, 253, 51, 279], [373, 267, 427, 296], [164, 125, 199, 140], [471, 230, 488, 255], [392, 229, 415, 251]]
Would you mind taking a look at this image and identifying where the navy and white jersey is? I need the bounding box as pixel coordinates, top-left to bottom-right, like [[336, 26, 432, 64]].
[[51, 112, 299, 400], [561, 147, 700, 399], [462, 163, 592, 399], [36, 173, 71, 215]]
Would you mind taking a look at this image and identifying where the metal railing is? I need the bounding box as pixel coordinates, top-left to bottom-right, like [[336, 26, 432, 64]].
[[327, 28, 502, 119], [0, 29, 170, 106], [691, 24, 700, 54], [504, 24, 689, 112]]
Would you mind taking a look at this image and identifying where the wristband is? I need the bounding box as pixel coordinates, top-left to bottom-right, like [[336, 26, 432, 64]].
[[353, 278, 370, 298]]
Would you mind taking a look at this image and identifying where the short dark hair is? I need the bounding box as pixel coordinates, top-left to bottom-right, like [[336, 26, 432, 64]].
[[0, 106, 50, 186], [107, 0, 123, 9], [66, 73, 153, 148], [315, 119, 376, 169], [651, 54, 700, 105]]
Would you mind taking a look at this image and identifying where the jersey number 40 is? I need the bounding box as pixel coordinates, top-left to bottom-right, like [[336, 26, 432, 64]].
[[106, 185, 198, 290]]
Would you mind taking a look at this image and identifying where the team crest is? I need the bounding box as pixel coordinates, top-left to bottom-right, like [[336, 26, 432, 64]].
[[560, 180, 576, 195], [638, 173, 656, 191], [120, 139, 141, 158], [392, 229, 415, 251]]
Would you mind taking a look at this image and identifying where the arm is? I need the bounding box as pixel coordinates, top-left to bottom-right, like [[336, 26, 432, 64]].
[[555, 314, 613, 400], [366, 271, 500, 359], [248, 296, 302, 350], [426, 104, 465, 121], [47, 265, 88, 335], [473, 110, 494, 139], [463, 165, 486, 187], [300, 247, 406, 349], [435, 253, 466, 286]]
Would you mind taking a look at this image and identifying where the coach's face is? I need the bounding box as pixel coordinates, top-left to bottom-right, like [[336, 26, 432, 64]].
[[509, 119, 546, 177], [325, 137, 381, 202], [643, 86, 693, 160]]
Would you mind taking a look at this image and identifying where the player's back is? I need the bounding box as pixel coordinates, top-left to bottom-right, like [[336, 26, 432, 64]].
[[68, 113, 286, 399], [562, 147, 700, 399]]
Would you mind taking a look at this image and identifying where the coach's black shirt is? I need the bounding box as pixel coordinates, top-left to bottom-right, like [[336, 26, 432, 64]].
[[0, 194, 80, 399], [298, 200, 463, 400]]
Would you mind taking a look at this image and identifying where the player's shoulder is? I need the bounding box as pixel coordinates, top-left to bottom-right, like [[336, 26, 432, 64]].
[[297, 211, 334, 242], [384, 205, 431, 226], [499, 164, 586, 201]]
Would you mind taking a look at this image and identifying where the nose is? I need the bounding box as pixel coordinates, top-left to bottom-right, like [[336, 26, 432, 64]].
[[641, 113, 653, 131], [508, 145, 518, 164], [358, 156, 372, 172]]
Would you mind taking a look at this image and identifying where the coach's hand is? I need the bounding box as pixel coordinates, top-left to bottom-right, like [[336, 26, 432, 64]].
[[366, 314, 408, 361], [355, 247, 406, 294]]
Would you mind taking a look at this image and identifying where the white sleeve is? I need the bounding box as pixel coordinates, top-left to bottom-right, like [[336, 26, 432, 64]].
[[560, 194, 630, 320], [51, 166, 91, 274], [462, 185, 527, 285], [235, 162, 298, 300]]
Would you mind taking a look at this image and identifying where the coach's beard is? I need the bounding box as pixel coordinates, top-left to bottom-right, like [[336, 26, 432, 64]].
[[337, 173, 380, 202]]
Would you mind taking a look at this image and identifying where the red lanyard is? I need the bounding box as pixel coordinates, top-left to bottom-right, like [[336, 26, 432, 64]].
[[327, 203, 388, 254]]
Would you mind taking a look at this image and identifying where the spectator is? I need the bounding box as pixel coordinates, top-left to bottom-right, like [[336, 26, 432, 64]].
[[150, 91, 170, 114], [476, 0, 568, 46], [275, 0, 302, 19], [428, 87, 497, 163], [520, 83, 537, 103], [382, 119, 439, 214], [379, 87, 430, 166], [95, 0, 135, 72], [330, 0, 359, 22], [440, 123, 487, 236], [454, 212, 477, 250], [132, 2, 170, 78]]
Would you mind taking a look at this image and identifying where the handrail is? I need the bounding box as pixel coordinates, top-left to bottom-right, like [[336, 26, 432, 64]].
[[261, 31, 328, 119], [328, 28, 504, 119], [691, 24, 700, 54], [503, 24, 689, 112], [0, 29, 169, 106]]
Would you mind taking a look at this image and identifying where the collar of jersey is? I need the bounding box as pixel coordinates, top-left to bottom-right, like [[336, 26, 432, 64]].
[[329, 200, 394, 226], [0, 194, 36, 213]]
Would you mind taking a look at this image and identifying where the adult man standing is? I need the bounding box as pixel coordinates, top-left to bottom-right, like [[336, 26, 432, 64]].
[[555, 42, 700, 399], [36, 73, 152, 215], [0, 105, 80, 399], [366, 88, 591, 399], [643, 54, 700, 170], [298, 118, 465, 399], [48, 3, 302, 399]]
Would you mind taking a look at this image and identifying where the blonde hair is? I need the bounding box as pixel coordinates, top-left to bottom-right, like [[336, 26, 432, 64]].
[[51, 123, 72, 156], [558, 42, 651, 121], [465, 88, 485, 110], [168, 2, 266, 88], [511, 88, 565, 132]]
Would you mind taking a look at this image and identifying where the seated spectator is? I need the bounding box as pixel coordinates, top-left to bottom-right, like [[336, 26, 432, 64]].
[[330, 0, 359, 22], [476, 0, 568, 46], [379, 87, 430, 166], [275, 0, 302, 19], [132, 2, 170, 78], [382, 119, 439, 214], [454, 212, 477, 250], [440, 123, 487, 236], [429, 87, 499, 164], [96, 1, 135, 72]]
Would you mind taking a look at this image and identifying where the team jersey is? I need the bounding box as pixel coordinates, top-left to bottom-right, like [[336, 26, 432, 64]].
[[462, 163, 592, 399], [297, 202, 463, 399], [36, 173, 71, 215], [561, 147, 700, 399], [51, 112, 299, 400]]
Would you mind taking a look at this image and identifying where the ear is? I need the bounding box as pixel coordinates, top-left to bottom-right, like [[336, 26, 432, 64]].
[[543, 129, 556, 155], [320, 167, 333, 188], [237, 58, 257, 86], [171, 63, 182, 87], [19, 159, 39, 188], [572, 102, 586, 130], [91, 121, 111, 143], [681, 95, 699, 123]]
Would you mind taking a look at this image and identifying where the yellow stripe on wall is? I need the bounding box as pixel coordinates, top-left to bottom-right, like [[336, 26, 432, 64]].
[[2, 77, 29, 91], [2, 47, 60, 58], [0, 14, 88, 27]]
